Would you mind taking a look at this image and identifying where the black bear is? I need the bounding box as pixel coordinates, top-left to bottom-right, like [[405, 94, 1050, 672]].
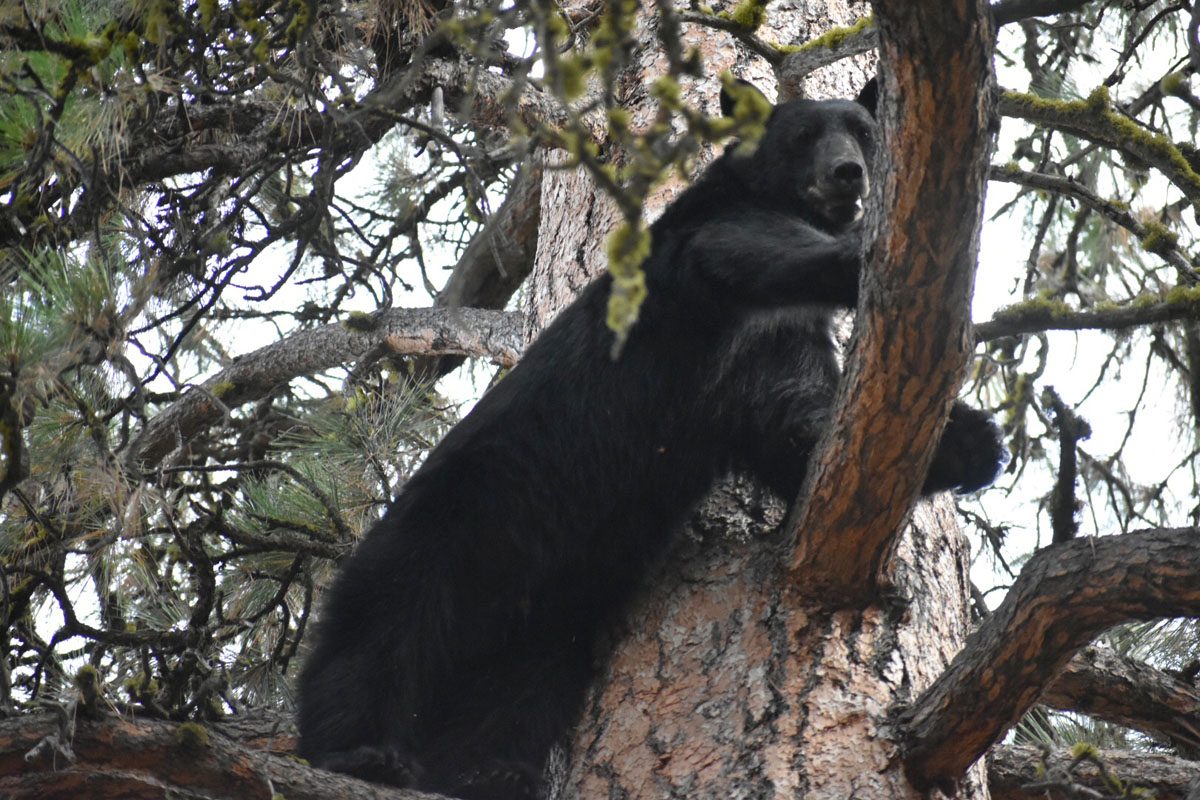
[[297, 82, 1004, 799]]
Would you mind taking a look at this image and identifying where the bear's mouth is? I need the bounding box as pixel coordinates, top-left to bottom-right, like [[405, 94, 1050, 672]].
[[805, 184, 867, 224], [819, 193, 864, 225]]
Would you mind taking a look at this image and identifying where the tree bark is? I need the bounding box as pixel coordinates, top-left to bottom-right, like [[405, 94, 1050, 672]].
[[989, 743, 1200, 800], [789, 0, 995, 601], [0, 711, 434, 800], [567, 500, 987, 799], [902, 527, 1200, 789], [1042, 646, 1200, 755]]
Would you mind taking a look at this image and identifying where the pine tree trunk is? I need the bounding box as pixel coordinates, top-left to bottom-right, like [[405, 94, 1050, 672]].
[[566, 500, 986, 799], [527, 2, 987, 797]]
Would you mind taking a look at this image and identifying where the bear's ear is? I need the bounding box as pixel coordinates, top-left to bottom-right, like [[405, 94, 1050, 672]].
[[856, 76, 878, 117], [719, 78, 770, 117]]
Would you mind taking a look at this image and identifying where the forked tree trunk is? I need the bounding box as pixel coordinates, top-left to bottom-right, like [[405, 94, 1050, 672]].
[[527, 2, 988, 797]]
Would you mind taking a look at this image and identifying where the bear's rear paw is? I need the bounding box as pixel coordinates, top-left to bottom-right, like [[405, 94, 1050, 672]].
[[450, 758, 543, 800], [313, 745, 421, 787]]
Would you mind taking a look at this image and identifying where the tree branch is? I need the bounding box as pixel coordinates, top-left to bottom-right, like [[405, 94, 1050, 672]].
[[788, 0, 994, 599], [991, 0, 1094, 27], [989, 743, 1200, 800], [988, 163, 1195, 281], [676, 11, 783, 65], [437, 154, 544, 310], [975, 292, 1200, 341], [777, 22, 878, 98], [0, 711, 445, 800], [998, 89, 1200, 206], [122, 307, 522, 471], [988, 164, 1198, 279], [413, 155, 543, 381], [1041, 646, 1200, 754], [902, 527, 1200, 790]]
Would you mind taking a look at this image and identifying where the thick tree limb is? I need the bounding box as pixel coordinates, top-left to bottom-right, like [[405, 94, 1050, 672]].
[[788, 0, 994, 599], [1041, 646, 1200, 754], [901, 527, 1200, 790], [122, 307, 521, 470], [0, 711, 443, 800], [437, 155, 543, 310], [989, 743, 1200, 800], [777, 25, 879, 98], [412, 157, 543, 381]]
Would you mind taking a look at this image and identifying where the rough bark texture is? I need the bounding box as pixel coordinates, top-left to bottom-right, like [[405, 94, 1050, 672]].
[[1042, 646, 1200, 755], [788, 0, 995, 601], [0, 712, 437, 800], [902, 527, 1200, 790], [566, 500, 984, 799], [989, 743, 1200, 800]]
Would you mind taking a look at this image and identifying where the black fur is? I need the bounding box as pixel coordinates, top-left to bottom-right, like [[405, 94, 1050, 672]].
[[297, 85, 1004, 799]]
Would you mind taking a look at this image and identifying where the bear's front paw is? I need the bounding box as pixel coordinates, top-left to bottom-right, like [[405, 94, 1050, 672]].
[[924, 402, 1007, 495]]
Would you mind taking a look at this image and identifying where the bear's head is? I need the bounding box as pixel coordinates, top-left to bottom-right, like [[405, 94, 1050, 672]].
[[721, 81, 877, 230]]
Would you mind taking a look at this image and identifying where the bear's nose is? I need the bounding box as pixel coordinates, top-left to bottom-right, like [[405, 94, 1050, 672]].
[[832, 161, 864, 186]]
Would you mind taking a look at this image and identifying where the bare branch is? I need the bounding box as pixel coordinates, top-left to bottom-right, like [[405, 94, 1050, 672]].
[[902, 527, 1200, 790], [1041, 646, 1200, 753], [988, 164, 1198, 280], [989, 743, 1200, 800], [991, 0, 1094, 27], [0, 711, 443, 800], [122, 307, 522, 471]]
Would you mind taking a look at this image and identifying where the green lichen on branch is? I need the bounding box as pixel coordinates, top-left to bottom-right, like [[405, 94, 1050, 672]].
[[1002, 87, 1200, 202], [788, 14, 873, 53], [991, 295, 1075, 327], [1141, 220, 1179, 257], [1164, 284, 1200, 310], [727, 0, 769, 30], [175, 721, 210, 751], [342, 311, 377, 332], [209, 381, 236, 400], [1161, 72, 1190, 98]]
